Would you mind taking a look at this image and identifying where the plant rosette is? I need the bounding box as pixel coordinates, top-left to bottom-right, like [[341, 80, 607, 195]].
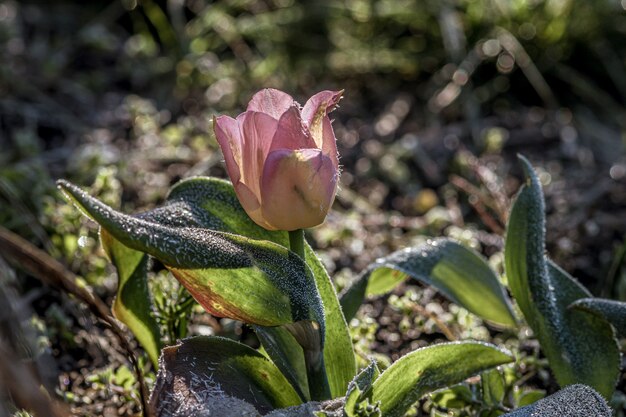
[[58, 88, 624, 416]]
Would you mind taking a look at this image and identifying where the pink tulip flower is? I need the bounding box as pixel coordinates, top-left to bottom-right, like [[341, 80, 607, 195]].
[[213, 88, 342, 231]]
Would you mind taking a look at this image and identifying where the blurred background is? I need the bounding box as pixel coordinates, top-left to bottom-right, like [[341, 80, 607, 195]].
[[1, 0, 625, 415]]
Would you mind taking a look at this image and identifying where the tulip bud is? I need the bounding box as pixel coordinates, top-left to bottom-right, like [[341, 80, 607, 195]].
[[213, 88, 342, 231]]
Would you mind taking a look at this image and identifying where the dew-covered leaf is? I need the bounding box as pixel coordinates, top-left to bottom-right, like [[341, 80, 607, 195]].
[[502, 384, 611, 417], [370, 341, 513, 417], [100, 231, 161, 368], [340, 238, 516, 327], [149, 336, 301, 416], [58, 177, 355, 398], [504, 155, 620, 398], [569, 298, 626, 337], [57, 179, 325, 341], [343, 360, 380, 416]]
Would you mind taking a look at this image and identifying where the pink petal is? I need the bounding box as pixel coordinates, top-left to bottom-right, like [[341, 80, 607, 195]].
[[213, 115, 243, 184], [260, 149, 338, 231], [301, 90, 343, 133], [237, 111, 279, 200], [234, 182, 276, 230], [215, 115, 271, 228], [269, 105, 317, 154], [318, 116, 339, 170], [301, 90, 343, 168], [246, 88, 295, 120]]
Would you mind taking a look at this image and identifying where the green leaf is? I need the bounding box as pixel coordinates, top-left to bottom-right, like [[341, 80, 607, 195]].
[[57, 179, 325, 335], [303, 241, 356, 398], [370, 341, 513, 417], [58, 177, 355, 398], [150, 336, 301, 415], [100, 231, 162, 368], [515, 389, 545, 408], [305, 244, 357, 398], [481, 369, 505, 406], [504, 155, 620, 398], [569, 298, 626, 337], [344, 360, 380, 416], [254, 325, 310, 401], [430, 384, 474, 409], [340, 238, 517, 327]]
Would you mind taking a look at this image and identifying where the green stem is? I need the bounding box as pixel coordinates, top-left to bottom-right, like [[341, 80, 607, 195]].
[[288, 229, 331, 401], [288, 229, 305, 259]]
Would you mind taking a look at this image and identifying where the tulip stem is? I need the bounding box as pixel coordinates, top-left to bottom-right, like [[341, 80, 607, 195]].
[[288, 229, 305, 259], [288, 229, 331, 401]]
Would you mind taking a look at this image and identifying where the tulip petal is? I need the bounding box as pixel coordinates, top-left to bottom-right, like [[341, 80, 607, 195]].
[[213, 115, 244, 184], [247, 88, 295, 120], [234, 181, 260, 212], [237, 111, 279, 199], [302, 90, 342, 139], [270, 105, 318, 153], [234, 182, 277, 231], [261, 149, 337, 231], [302, 90, 343, 168], [319, 116, 339, 169]]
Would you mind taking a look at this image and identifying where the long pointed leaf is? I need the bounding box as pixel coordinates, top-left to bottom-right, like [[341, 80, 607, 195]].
[[149, 336, 301, 415], [340, 238, 517, 327], [504, 155, 619, 398], [303, 243, 355, 397], [370, 341, 513, 417], [58, 179, 325, 335]]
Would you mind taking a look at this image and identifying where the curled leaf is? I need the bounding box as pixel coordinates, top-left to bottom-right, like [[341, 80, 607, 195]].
[[340, 238, 516, 327]]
